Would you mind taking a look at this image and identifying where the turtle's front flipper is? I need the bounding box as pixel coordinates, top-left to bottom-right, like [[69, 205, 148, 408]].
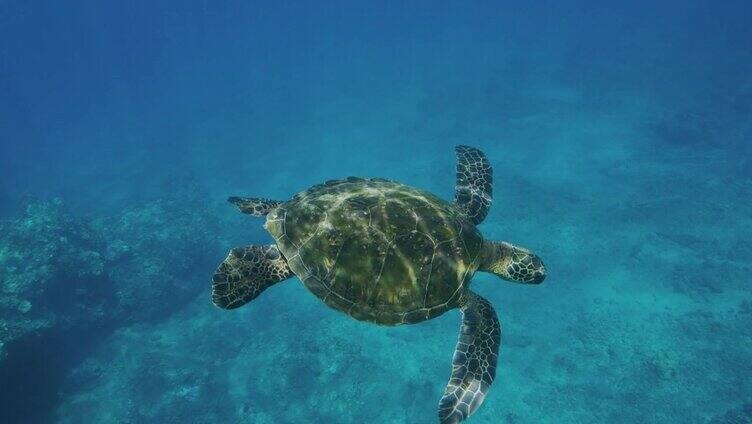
[[454, 145, 493, 225], [212, 245, 292, 309], [228, 197, 281, 216], [438, 291, 500, 424]]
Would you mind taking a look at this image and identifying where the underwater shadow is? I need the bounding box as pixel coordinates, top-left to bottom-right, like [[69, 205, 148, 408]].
[[0, 324, 115, 424]]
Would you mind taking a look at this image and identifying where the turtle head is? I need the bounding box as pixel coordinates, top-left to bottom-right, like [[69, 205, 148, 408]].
[[479, 241, 546, 284]]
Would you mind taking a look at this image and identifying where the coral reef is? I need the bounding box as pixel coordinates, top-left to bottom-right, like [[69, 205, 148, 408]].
[[0, 194, 223, 357], [0, 192, 223, 422], [0, 199, 108, 360], [90, 196, 222, 323]]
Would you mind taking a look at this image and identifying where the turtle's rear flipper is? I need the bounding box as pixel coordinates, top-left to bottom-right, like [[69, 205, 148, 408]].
[[454, 145, 493, 225], [438, 291, 500, 424], [212, 245, 292, 309], [228, 197, 281, 216]]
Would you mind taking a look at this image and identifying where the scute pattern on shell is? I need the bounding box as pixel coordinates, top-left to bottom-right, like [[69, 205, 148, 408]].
[[265, 177, 485, 325]]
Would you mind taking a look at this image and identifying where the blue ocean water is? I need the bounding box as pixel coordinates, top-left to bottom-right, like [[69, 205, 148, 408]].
[[1, 1, 751, 422]]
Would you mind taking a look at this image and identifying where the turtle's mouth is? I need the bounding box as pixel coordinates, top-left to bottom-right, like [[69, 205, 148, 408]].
[[530, 256, 546, 284]]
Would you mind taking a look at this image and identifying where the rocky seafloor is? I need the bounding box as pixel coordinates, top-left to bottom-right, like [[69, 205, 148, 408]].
[[1, 39, 751, 421], [2, 120, 751, 423], [0, 189, 225, 422]]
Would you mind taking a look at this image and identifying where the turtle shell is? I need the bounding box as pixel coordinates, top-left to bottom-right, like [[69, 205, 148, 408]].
[[265, 177, 484, 325]]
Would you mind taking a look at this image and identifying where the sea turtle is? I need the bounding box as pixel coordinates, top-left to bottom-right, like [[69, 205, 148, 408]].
[[212, 145, 546, 423]]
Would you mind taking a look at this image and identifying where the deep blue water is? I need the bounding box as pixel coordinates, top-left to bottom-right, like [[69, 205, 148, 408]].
[[1, 1, 751, 423]]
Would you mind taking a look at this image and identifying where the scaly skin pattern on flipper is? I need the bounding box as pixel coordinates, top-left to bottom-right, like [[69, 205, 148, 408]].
[[438, 291, 500, 424], [212, 245, 292, 309], [228, 197, 281, 216], [454, 145, 493, 225], [265, 177, 484, 325]]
